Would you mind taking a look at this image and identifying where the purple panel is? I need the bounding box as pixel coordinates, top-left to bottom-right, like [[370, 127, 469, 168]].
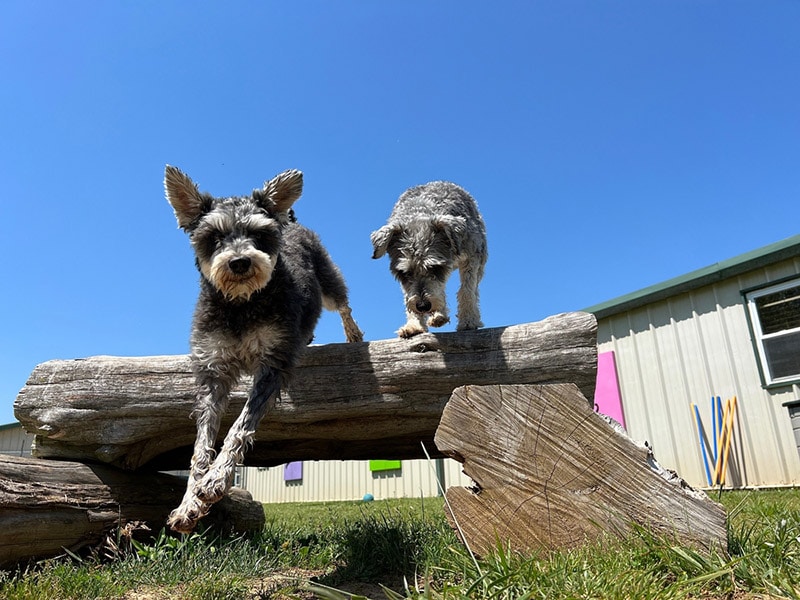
[[284, 461, 303, 481], [595, 351, 626, 429]]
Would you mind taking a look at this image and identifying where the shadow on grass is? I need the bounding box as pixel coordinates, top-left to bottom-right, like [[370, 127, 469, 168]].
[[312, 513, 448, 594]]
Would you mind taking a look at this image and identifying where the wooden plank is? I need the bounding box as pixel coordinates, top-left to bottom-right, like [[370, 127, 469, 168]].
[[14, 313, 597, 471], [0, 455, 265, 567], [434, 383, 728, 556]]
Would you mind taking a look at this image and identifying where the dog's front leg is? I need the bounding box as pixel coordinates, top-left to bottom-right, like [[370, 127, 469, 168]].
[[168, 374, 233, 533], [195, 366, 281, 505], [455, 263, 484, 331], [398, 308, 428, 338]]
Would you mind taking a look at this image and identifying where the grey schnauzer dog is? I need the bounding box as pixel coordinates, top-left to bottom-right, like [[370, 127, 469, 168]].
[[164, 165, 363, 533], [371, 181, 487, 338]]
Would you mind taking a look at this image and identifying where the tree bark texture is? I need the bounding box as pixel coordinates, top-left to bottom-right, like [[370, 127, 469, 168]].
[[434, 383, 728, 556], [14, 313, 598, 471], [0, 455, 265, 567]]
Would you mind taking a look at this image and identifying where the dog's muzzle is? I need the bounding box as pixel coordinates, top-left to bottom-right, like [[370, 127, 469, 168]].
[[415, 299, 432, 313]]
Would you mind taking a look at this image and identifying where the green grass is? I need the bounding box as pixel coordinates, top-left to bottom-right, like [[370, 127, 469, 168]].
[[1, 490, 799, 599]]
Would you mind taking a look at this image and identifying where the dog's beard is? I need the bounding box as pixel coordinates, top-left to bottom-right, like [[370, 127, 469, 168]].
[[403, 277, 448, 315], [202, 249, 276, 301]]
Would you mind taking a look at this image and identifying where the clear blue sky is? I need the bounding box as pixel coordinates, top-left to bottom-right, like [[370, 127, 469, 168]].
[[1, 2, 798, 425]]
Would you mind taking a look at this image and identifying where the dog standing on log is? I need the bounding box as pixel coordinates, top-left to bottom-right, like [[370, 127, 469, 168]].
[[370, 181, 487, 338], [164, 165, 363, 533]]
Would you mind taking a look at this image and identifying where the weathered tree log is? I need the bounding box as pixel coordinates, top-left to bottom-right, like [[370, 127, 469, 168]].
[[0, 455, 265, 567], [14, 313, 597, 471], [434, 383, 728, 556]]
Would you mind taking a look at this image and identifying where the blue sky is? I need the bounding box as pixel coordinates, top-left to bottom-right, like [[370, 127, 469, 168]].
[[1, 2, 798, 425]]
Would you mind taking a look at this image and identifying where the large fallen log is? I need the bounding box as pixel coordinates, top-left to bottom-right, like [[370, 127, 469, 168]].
[[434, 383, 728, 555], [0, 455, 265, 567], [14, 313, 597, 471]]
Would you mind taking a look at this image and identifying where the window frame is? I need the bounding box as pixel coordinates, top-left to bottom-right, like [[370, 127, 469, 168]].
[[744, 276, 800, 387]]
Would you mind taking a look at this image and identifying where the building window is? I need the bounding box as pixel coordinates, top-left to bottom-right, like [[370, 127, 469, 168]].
[[745, 278, 800, 386]]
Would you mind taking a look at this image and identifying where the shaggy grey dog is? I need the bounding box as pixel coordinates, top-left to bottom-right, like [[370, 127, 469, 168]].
[[371, 181, 487, 338], [164, 165, 363, 533]]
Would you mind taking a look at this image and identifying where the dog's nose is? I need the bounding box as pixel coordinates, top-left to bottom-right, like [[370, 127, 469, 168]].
[[415, 300, 432, 313], [228, 257, 251, 274]]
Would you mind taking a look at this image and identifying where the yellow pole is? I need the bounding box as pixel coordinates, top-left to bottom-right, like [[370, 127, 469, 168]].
[[714, 398, 730, 485], [719, 396, 737, 486]]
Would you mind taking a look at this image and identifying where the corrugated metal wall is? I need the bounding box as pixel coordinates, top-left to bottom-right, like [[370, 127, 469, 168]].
[[0, 424, 33, 456], [240, 458, 473, 503], [597, 257, 800, 488], [2, 424, 474, 503]]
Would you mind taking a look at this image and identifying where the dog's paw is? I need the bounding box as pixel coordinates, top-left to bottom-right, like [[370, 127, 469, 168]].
[[167, 511, 197, 534], [397, 323, 426, 338], [427, 313, 450, 328], [167, 497, 208, 533], [195, 468, 231, 504], [456, 318, 483, 331], [345, 326, 364, 343]]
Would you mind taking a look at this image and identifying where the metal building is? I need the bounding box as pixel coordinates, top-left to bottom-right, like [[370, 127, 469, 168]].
[[586, 234, 800, 489], [0, 422, 33, 457], [240, 458, 471, 504]]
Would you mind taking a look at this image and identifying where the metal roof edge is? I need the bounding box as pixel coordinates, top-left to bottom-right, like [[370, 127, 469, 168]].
[[584, 234, 800, 320]]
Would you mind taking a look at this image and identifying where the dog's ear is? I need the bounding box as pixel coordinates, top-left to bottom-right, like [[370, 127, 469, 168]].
[[164, 165, 208, 230], [261, 169, 304, 214], [432, 215, 467, 254], [370, 224, 400, 259]]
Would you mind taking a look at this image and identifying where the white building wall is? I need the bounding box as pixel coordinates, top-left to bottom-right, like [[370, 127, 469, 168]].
[[240, 458, 472, 503], [0, 423, 33, 456], [598, 257, 800, 489], [1, 422, 473, 504]]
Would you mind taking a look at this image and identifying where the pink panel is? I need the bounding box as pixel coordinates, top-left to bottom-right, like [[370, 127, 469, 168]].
[[595, 351, 626, 429]]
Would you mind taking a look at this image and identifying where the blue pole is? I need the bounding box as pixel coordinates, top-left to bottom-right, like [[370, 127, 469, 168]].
[[693, 403, 713, 486], [711, 396, 718, 464]]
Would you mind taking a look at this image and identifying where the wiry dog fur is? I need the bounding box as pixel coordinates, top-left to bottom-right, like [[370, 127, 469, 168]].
[[164, 165, 363, 533], [371, 181, 487, 338]]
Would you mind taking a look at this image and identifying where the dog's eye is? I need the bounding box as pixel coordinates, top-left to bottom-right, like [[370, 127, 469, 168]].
[[252, 230, 280, 255], [194, 231, 224, 258], [393, 269, 412, 284], [427, 265, 446, 280], [208, 232, 227, 252]]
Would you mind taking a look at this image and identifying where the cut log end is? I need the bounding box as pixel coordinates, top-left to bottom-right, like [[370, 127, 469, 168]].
[[435, 383, 728, 556]]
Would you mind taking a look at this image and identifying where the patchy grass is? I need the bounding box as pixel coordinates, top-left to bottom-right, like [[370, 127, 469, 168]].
[[1, 490, 799, 599]]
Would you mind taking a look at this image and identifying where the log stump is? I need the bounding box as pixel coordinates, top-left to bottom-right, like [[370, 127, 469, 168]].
[[0, 455, 265, 567], [434, 383, 728, 556]]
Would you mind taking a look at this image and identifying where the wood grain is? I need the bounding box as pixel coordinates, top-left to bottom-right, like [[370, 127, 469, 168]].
[[434, 383, 728, 556], [14, 313, 598, 470]]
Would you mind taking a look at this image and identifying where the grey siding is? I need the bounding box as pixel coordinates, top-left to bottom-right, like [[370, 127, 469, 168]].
[[597, 256, 800, 488], [0, 423, 33, 457], [786, 401, 800, 456]]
